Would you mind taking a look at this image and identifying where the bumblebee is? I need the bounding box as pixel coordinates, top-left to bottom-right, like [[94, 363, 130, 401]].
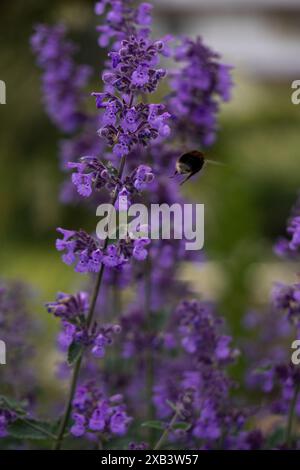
[[173, 150, 222, 185]]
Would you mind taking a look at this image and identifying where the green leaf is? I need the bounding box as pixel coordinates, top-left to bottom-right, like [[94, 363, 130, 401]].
[[8, 419, 54, 440], [67, 342, 83, 366], [141, 420, 165, 430], [0, 395, 27, 414], [172, 422, 191, 431]]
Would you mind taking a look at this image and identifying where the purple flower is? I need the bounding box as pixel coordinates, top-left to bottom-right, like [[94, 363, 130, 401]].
[[58, 321, 77, 349], [167, 37, 233, 147], [148, 104, 171, 137], [91, 333, 108, 358], [193, 401, 221, 441], [176, 300, 239, 365], [68, 157, 120, 198], [70, 413, 86, 437], [56, 228, 102, 273], [31, 24, 91, 133], [121, 108, 139, 133], [73, 386, 90, 409], [115, 187, 131, 210], [0, 410, 16, 438], [88, 406, 106, 431], [136, 3, 153, 26], [0, 281, 38, 398], [131, 65, 150, 87], [103, 100, 120, 125], [274, 194, 300, 259], [113, 137, 131, 158], [215, 335, 233, 361], [132, 165, 154, 191], [95, 1, 154, 49], [46, 291, 89, 319], [132, 238, 150, 261], [71, 382, 131, 439], [109, 410, 131, 435], [271, 282, 300, 328], [102, 244, 125, 268], [93, 34, 169, 156]]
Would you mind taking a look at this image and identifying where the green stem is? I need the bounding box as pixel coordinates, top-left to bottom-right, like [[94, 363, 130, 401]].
[[154, 410, 180, 451], [285, 381, 300, 448], [53, 155, 126, 450]]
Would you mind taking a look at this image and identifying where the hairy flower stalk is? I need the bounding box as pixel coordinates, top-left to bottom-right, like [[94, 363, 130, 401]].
[[48, 1, 170, 450], [154, 406, 181, 451], [54, 155, 126, 450]]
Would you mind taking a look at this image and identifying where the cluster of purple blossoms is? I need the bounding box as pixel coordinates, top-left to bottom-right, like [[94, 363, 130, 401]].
[[54, 3, 168, 274], [271, 282, 300, 332], [274, 195, 300, 259], [241, 307, 293, 396], [176, 300, 239, 366], [68, 157, 120, 198], [46, 292, 121, 358], [30, 24, 91, 133], [93, 38, 170, 157], [95, 1, 154, 48], [70, 382, 131, 438], [0, 410, 16, 438], [46, 291, 90, 319], [119, 306, 155, 358], [241, 194, 300, 447], [148, 300, 254, 449], [0, 281, 38, 399], [252, 363, 300, 419], [168, 37, 233, 147], [56, 227, 150, 273], [68, 155, 154, 200], [30, 24, 103, 205], [56, 228, 103, 273]]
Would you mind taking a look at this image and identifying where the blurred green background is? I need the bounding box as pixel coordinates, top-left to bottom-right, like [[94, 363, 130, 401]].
[[0, 0, 299, 347]]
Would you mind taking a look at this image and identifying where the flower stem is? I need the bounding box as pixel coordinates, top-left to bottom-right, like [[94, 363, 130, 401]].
[[154, 409, 180, 451], [53, 155, 126, 450], [285, 381, 300, 448]]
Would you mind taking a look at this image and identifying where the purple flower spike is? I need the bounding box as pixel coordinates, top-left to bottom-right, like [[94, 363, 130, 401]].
[[167, 36, 233, 147], [31, 24, 91, 133], [71, 382, 131, 439]]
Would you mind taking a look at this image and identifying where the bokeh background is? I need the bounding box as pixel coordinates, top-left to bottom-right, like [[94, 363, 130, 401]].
[[0, 0, 300, 387]]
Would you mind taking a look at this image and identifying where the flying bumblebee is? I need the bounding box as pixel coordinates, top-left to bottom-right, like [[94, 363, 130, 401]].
[[172, 150, 223, 185]]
